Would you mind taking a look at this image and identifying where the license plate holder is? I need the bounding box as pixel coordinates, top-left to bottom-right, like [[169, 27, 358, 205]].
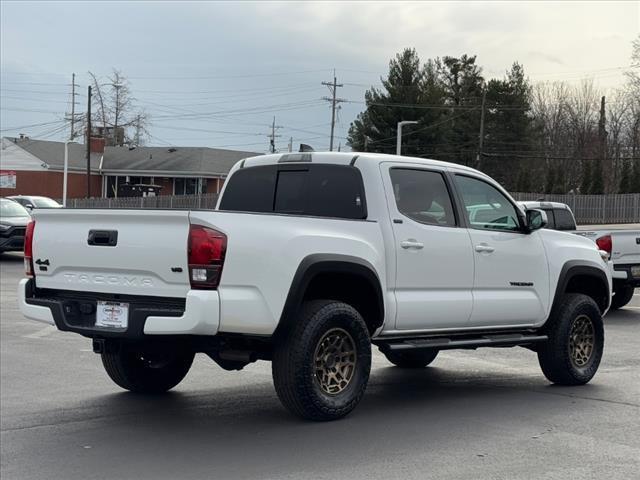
[[95, 301, 129, 329]]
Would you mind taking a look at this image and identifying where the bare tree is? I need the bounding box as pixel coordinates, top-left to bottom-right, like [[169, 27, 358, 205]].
[[88, 69, 149, 146]]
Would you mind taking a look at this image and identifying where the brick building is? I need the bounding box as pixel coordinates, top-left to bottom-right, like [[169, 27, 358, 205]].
[[0, 136, 260, 199], [0, 136, 102, 198]]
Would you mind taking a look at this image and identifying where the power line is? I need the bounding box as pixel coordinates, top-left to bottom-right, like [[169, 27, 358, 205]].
[[0, 119, 67, 132]]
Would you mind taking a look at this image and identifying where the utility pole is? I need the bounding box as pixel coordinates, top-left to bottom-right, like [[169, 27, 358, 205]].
[[65, 73, 80, 140], [288, 137, 293, 153], [86, 85, 92, 198], [322, 73, 345, 151], [268, 116, 282, 153], [70, 73, 76, 140], [598, 95, 609, 192], [476, 87, 487, 169]]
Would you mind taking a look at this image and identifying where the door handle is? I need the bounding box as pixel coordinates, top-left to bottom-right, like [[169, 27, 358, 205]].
[[401, 239, 424, 250], [475, 244, 495, 253]]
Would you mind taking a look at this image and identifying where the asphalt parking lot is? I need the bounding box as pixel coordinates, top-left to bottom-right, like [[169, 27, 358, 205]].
[[1, 252, 639, 480]]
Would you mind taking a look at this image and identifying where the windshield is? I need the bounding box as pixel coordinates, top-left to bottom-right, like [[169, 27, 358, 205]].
[[31, 197, 61, 208], [0, 199, 30, 218]]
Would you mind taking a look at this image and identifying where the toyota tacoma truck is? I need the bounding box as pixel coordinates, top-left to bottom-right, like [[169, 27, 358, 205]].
[[19, 152, 612, 421], [520, 200, 639, 310]]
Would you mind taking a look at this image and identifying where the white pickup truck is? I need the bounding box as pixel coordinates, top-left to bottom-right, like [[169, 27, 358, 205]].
[[520, 201, 639, 309], [20, 152, 612, 421]]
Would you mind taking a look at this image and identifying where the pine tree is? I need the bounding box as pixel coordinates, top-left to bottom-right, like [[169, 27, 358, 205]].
[[631, 159, 640, 193], [483, 63, 533, 188], [581, 161, 592, 194], [437, 55, 484, 166], [618, 159, 632, 193], [347, 48, 430, 155], [590, 161, 605, 194]]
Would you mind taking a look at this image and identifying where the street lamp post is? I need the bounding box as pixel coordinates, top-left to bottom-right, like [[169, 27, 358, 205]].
[[396, 120, 418, 155], [63, 141, 70, 207]]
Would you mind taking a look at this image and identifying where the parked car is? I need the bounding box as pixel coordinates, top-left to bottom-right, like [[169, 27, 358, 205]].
[[0, 198, 31, 253], [7, 195, 62, 210], [521, 200, 639, 309], [19, 152, 612, 421]]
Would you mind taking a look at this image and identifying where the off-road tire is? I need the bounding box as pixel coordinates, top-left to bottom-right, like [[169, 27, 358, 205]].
[[272, 300, 371, 421], [102, 345, 195, 393], [537, 293, 604, 385], [611, 285, 635, 310], [383, 349, 438, 368]]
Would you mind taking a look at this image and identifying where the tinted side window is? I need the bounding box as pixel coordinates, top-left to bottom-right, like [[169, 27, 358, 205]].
[[275, 165, 366, 219], [219, 165, 276, 213], [220, 164, 366, 219], [554, 208, 576, 230], [455, 175, 520, 232], [390, 169, 456, 227], [542, 209, 556, 229]]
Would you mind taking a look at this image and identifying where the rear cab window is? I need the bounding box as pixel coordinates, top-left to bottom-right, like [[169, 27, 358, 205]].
[[554, 208, 576, 230], [219, 164, 367, 220]]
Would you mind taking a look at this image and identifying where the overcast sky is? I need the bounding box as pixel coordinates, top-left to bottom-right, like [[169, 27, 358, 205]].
[[1, 1, 638, 152]]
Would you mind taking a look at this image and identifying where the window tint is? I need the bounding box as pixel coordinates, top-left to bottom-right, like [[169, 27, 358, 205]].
[[274, 170, 307, 213], [455, 175, 520, 232], [543, 209, 556, 229], [554, 208, 576, 230], [220, 164, 366, 219], [389, 169, 456, 227], [219, 165, 276, 213]]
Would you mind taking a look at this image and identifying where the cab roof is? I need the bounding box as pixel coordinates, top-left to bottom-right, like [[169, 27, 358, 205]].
[[241, 151, 483, 175]]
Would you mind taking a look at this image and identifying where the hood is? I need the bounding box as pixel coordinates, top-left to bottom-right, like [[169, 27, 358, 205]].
[[0, 215, 31, 227]]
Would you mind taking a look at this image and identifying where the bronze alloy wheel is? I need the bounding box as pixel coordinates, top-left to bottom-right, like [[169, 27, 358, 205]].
[[569, 314, 595, 368], [314, 328, 357, 395]]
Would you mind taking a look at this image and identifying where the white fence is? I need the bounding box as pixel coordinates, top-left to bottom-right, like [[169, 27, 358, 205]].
[[65, 193, 220, 210], [512, 193, 640, 224], [65, 192, 640, 224]]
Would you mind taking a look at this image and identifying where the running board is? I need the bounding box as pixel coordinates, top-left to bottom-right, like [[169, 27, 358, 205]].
[[379, 333, 548, 352]]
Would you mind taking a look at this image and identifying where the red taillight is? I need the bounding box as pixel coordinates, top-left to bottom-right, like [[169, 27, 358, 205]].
[[596, 235, 612, 255], [188, 224, 226, 289], [24, 220, 35, 277]]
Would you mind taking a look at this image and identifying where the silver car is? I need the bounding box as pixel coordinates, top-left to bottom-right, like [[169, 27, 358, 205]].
[[6, 195, 62, 211]]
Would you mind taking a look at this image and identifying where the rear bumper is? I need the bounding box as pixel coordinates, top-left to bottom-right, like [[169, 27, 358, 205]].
[[613, 264, 640, 287], [18, 278, 220, 338]]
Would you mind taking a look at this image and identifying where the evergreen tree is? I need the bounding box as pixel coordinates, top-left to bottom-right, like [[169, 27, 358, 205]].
[[437, 55, 484, 165], [590, 161, 604, 194], [347, 48, 432, 155], [483, 63, 533, 188], [581, 160, 592, 193], [631, 159, 640, 193], [618, 159, 632, 193]]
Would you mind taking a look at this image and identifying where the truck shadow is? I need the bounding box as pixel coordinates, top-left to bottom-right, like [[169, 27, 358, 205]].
[[0, 252, 23, 262], [6, 366, 614, 479]]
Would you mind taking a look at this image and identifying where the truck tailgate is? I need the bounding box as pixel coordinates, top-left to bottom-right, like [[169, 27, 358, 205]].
[[611, 230, 640, 264], [31, 209, 191, 297]]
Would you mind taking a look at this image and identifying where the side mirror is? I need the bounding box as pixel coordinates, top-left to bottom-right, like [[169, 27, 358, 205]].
[[526, 209, 547, 232], [25, 203, 34, 210]]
